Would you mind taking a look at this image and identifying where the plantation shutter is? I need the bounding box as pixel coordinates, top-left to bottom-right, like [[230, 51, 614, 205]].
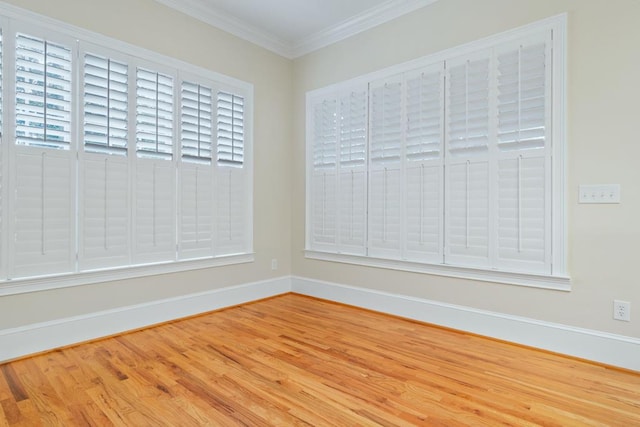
[[404, 64, 444, 263], [369, 76, 403, 259], [337, 87, 367, 255], [181, 81, 212, 162], [134, 161, 175, 263], [11, 33, 74, 278], [134, 67, 175, 263], [308, 96, 338, 252], [217, 91, 243, 166], [445, 52, 491, 268], [79, 52, 130, 270], [80, 157, 129, 270], [179, 81, 214, 259], [136, 68, 173, 160], [495, 34, 551, 273], [216, 90, 249, 256]]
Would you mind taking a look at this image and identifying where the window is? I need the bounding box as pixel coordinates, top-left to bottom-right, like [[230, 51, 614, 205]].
[[306, 16, 567, 289], [0, 9, 253, 293]]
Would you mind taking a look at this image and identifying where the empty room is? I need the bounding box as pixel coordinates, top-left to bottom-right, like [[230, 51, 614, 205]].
[[0, 0, 639, 425]]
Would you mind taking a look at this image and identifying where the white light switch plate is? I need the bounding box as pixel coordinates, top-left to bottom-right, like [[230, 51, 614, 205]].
[[579, 184, 621, 204]]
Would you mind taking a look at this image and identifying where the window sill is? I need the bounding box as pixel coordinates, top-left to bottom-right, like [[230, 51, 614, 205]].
[[304, 250, 570, 291], [0, 253, 255, 296]]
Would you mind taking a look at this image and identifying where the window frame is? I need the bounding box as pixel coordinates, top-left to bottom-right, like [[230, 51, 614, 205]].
[[0, 4, 254, 296], [305, 14, 569, 290]]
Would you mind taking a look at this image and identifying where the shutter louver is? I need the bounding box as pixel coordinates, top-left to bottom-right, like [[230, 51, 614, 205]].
[[12, 150, 73, 277], [217, 91, 243, 166], [216, 167, 247, 255], [15, 33, 72, 150], [181, 81, 212, 163], [309, 97, 338, 251], [79, 51, 130, 270], [79, 156, 129, 270], [498, 156, 546, 269], [496, 37, 550, 273], [179, 80, 214, 259], [369, 78, 402, 258], [83, 53, 128, 155], [497, 42, 546, 152], [445, 53, 491, 267], [404, 65, 444, 263], [135, 161, 175, 263], [338, 88, 367, 255], [136, 67, 173, 160], [180, 163, 213, 258]]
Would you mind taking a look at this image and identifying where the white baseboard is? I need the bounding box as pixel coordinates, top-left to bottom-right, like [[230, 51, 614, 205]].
[[3, 274, 638, 372], [0, 276, 291, 363], [291, 276, 640, 372]]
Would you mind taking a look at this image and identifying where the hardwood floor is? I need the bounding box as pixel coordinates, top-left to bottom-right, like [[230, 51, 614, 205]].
[[0, 294, 639, 426]]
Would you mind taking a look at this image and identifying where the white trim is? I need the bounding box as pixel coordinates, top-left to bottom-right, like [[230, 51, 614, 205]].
[[2, 275, 638, 372], [153, 0, 292, 58], [153, 0, 439, 59], [305, 250, 570, 291], [0, 276, 290, 363], [0, 254, 254, 296], [292, 0, 439, 58], [291, 276, 640, 372]]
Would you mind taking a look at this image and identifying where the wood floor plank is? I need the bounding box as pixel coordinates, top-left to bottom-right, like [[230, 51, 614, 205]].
[[1, 293, 639, 426]]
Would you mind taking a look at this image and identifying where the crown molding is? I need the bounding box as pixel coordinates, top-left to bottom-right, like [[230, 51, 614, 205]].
[[154, 0, 440, 59], [154, 0, 294, 58], [292, 0, 440, 57]]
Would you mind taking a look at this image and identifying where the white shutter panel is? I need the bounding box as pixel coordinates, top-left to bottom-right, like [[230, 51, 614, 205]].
[[15, 34, 72, 149], [337, 87, 367, 255], [79, 52, 130, 270], [180, 164, 213, 258], [216, 90, 249, 256], [404, 64, 444, 263], [496, 35, 551, 273], [179, 81, 214, 259], [11, 33, 74, 278], [136, 68, 173, 160], [369, 77, 402, 259], [445, 52, 491, 267], [12, 149, 74, 278], [215, 167, 248, 255], [134, 161, 175, 263], [308, 97, 338, 252], [181, 82, 212, 162], [79, 156, 129, 270], [83, 53, 128, 155], [135, 66, 175, 264], [217, 91, 243, 166]]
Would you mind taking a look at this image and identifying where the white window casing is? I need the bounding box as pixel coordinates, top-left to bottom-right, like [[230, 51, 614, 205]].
[[0, 5, 254, 296], [306, 15, 569, 290]]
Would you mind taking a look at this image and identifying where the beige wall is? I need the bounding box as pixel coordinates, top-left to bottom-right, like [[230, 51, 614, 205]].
[[0, 0, 293, 328], [2, 0, 638, 343], [292, 0, 640, 337]]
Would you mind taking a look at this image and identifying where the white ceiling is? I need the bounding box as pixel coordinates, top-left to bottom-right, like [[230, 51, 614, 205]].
[[155, 0, 439, 58]]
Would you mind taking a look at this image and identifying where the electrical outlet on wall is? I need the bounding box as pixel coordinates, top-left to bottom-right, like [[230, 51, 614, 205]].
[[613, 300, 631, 321]]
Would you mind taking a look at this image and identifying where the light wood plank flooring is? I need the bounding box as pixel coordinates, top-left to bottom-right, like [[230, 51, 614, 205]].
[[0, 293, 639, 426]]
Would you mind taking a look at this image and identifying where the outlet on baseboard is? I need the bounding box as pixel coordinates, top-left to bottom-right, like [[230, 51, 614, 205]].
[[613, 300, 631, 322]]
